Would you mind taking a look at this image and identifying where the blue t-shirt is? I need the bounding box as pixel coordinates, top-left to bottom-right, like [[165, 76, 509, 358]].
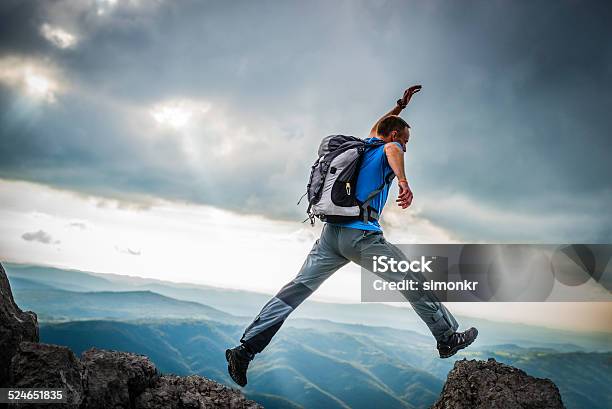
[[328, 138, 400, 232]]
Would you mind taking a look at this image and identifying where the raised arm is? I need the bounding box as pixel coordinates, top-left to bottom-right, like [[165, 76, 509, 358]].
[[368, 85, 422, 138], [368, 105, 404, 138]]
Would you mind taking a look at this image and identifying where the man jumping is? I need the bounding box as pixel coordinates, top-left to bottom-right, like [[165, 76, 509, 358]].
[[226, 85, 478, 387]]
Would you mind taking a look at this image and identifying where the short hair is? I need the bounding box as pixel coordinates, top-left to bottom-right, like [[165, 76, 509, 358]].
[[377, 116, 410, 137]]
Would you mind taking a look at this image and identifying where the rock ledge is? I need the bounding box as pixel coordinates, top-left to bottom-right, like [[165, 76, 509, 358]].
[[432, 358, 565, 409]]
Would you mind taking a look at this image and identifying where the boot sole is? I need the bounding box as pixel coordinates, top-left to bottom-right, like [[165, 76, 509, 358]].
[[439, 328, 478, 359]]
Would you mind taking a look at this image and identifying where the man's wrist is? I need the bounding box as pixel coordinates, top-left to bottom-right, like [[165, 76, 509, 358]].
[[396, 99, 407, 109], [398, 178, 408, 184]]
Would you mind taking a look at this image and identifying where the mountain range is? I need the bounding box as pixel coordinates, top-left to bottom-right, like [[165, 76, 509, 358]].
[[4, 262, 611, 409]]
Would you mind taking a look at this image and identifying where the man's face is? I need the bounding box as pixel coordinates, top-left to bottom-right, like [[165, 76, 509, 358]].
[[393, 126, 410, 151]]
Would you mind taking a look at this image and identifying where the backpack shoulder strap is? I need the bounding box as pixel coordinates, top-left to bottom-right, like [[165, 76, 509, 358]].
[[359, 171, 395, 222], [365, 138, 385, 148]]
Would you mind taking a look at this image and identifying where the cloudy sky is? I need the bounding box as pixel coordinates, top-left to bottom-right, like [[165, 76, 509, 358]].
[[0, 0, 611, 331]]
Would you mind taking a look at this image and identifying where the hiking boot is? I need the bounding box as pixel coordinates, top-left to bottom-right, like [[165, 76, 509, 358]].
[[225, 344, 254, 387], [437, 327, 478, 358]]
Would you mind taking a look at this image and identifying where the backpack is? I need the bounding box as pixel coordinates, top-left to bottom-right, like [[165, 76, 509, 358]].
[[299, 135, 395, 225]]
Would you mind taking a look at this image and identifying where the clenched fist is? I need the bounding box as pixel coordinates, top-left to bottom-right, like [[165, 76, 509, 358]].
[[397, 85, 422, 108]]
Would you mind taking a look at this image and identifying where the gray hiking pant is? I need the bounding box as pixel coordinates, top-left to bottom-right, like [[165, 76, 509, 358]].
[[240, 224, 459, 354]]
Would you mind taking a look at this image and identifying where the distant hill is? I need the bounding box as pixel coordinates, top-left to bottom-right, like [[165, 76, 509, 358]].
[[39, 319, 612, 409], [40, 319, 443, 409], [6, 263, 119, 291], [6, 262, 611, 351], [10, 276, 238, 324]]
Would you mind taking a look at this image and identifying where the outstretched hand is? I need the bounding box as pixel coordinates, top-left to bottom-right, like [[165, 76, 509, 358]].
[[396, 180, 413, 209], [399, 85, 422, 107]]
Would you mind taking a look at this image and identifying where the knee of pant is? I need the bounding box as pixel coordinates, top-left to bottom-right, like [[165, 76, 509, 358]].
[[294, 267, 335, 292], [276, 279, 315, 309]]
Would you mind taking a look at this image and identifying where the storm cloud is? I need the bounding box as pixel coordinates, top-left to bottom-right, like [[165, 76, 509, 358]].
[[0, 0, 610, 242]]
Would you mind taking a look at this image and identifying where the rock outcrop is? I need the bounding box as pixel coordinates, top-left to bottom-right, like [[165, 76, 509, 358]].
[[0, 262, 39, 386], [80, 348, 159, 409], [10, 342, 85, 407], [0, 262, 262, 409], [136, 375, 259, 409], [432, 358, 565, 409]]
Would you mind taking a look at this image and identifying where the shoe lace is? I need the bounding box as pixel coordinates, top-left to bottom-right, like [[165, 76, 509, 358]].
[[235, 354, 250, 370], [240, 358, 250, 369]]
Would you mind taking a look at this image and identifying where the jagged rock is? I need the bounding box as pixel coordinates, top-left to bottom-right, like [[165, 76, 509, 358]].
[[9, 342, 84, 408], [0, 261, 264, 408], [432, 358, 565, 409], [80, 348, 159, 409], [0, 263, 39, 386], [136, 374, 263, 409]]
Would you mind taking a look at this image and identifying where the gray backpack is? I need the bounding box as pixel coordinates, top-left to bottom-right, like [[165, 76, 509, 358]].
[[300, 135, 394, 225]]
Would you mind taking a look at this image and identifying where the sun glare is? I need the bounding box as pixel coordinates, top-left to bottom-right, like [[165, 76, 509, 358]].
[[151, 105, 192, 129], [150, 99, 210, 130], [40, 24, 78, 49], [0, 57, 61, 103], [25, 72, 50, 96], [23, 68, 58, 102]]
